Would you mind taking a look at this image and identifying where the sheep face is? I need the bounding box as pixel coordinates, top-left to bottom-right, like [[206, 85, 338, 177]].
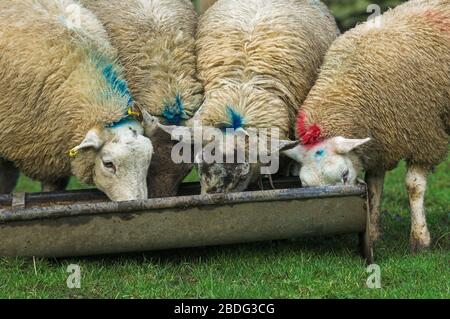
[[198, 162, 256, 194], [193, 130, 255, 194], [196, 137, 298, 194], [283, 137, 370, 187], [71, 122, 153, 201], [197, 152, 259, 195], [154, 117, 298, 194]]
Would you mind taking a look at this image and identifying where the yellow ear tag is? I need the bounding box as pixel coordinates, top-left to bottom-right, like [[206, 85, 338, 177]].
[[128, 108, 141, 117], [69, 148, 78, 158]]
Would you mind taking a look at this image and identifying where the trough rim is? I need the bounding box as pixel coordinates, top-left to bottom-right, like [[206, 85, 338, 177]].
[[0, 185, 366, 223]]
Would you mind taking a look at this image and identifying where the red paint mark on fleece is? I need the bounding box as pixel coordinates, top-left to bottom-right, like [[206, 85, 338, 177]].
[[297, 111, 322, 147], [422, 9, 450, 34]]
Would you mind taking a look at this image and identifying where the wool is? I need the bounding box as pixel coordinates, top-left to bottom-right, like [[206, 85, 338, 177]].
[[0, 0, 134, 184], [187, 0, 339, 194], [81, 0, 204, 124], [195, 0, 340, 140], [298, 0, 449, 172]]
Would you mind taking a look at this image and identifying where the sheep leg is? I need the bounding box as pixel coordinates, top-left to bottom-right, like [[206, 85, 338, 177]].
[[0, 158, 20, 194], [41, 177, 70, 193], [365, 170, 385, 242], [406, 164, 431, 252]]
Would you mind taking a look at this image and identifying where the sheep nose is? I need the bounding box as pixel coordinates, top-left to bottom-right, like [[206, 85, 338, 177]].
[[342, 169, 350, 184], [208, 186, 218, 193]]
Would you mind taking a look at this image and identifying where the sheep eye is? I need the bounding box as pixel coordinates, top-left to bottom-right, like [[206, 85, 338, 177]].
[[315, 150, 325, 158], [103, 161, 116, 172]]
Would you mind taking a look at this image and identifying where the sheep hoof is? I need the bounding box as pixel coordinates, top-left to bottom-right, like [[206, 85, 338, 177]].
[[410, 232, 431, 253]]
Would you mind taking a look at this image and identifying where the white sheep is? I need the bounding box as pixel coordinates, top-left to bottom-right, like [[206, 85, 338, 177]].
[[0, 0, 154, 201], [164, 0, 339, 194], [283, 0, 450, 251]]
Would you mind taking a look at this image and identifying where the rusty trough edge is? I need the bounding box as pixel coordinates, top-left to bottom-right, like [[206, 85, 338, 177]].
[[0, 177, 304, 206], [0, 185, 366, 223]]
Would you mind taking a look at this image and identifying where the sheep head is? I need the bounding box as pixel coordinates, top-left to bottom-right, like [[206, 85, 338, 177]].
[[71, 120, 153, 201], [197, 133, 299, 194], [145, 125, 194, 198], [283, 137, 370, 187], [157, 121, 298, 194], [196, 130, 259, 194]]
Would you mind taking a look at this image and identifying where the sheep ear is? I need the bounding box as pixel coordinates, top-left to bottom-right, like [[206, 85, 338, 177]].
[[194, 149, 203, 164], [282, 144, 307, 163], [278, 140, 300, 153], [140, 108, 160, 137], [158, 124, 196, 143], [330, 137, 371, 154], [72, 130, 104, 154], [235, 128, 249, 137]]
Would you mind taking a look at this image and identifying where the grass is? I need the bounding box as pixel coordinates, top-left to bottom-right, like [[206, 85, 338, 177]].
[[14, 175, 89, 193], [0, 158, 448, 299], [1, 0, 445, 301]]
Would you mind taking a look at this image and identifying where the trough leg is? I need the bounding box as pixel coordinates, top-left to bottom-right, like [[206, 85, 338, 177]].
[[406, 164, 431, 253], [365, 170, 386, 243], [359, 231, 374, 265], [41, 177, 70, 192], [0, 158, 19, 194]]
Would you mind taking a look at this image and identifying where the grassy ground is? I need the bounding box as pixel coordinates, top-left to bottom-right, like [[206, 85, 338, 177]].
[[0, 159, 448, 299], [2, 0, 445, 300]]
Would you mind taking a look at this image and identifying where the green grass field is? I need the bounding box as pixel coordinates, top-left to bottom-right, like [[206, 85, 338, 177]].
[[0, 159, 448, 299]]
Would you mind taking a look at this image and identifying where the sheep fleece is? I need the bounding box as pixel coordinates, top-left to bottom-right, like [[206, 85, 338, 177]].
[[0, 0, 130, 183], [81, 0, 204, 120], [298, 0, 450, 171], [196, 0, 340, 139]]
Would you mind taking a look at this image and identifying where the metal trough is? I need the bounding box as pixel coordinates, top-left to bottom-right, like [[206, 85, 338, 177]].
[[0, 178, 373, 263]]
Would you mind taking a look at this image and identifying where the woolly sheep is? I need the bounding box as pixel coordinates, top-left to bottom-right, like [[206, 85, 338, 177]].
[[283, 0, 450, 252], [168, 0, 339, 194], [81, 0, 203, 197], [0, 0, 154, 201]]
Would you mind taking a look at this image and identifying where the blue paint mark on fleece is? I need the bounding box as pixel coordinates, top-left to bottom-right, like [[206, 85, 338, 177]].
[[224, 106, 245, 130], [162, 94, 189, 125], [88, 51, 136, 128], [88, 52, 134, 106], [102, 64, 134, 106], [59, 16, 67, 27], [105, 116, 138, 129]]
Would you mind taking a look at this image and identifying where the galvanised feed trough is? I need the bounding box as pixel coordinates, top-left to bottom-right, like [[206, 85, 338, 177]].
[[0, 178, 373, 263]]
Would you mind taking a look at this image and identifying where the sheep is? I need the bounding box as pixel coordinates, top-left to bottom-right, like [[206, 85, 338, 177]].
[[81, 0, 203, 197], [283, 0, 450, 252], [165, 0, 339, 194], [0, 0, 154, 201]]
